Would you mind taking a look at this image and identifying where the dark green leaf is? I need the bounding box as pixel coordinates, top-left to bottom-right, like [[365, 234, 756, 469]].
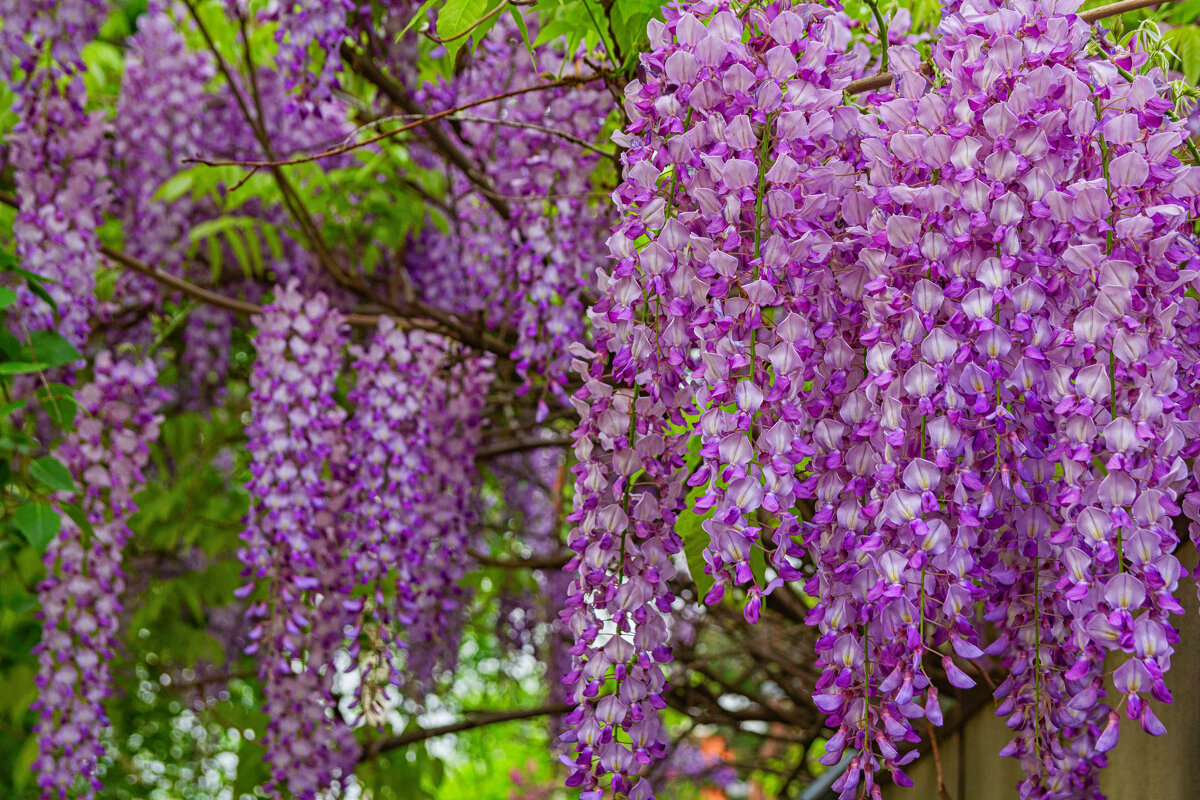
[[26, 330, 81, 368], [0, 362, 48, 375], [12, 502, 60, 553], [0, 397, 27, 416], [29, 456, 75, 493], [58, 503, 94, 536], [677, 483, 715, 601], [22, 275, 57, 319], [36, 383, 76, 429]]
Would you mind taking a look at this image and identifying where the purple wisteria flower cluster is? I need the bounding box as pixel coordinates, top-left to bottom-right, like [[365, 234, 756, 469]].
[[111, 8, 215, 342], [239, 281, 360, 799], [32, 354, 165, 800], [240, 286, 493, 797], [2, 0, 109, 350], [344, 317, 491, 699], [401, 18, 615, 406], [571, 0, 1200, 797]]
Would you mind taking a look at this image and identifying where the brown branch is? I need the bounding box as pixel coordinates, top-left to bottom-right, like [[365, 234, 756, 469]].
[[361, 702, 572, 760], [341, 43, 515, 219], [926, 719, 956, 800], [450, 114, 618, 160], [184, 71, 611, 170], [476, 436, 574, 459], [0, 191, 265, 318], [0, 191, 523, 357], [466, 548, 571, 570], [845, 0, 1177, 95]]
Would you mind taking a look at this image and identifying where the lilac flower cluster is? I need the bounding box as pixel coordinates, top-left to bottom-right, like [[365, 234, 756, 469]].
[[1, 0, 110, 350], [111, 9, 214, 336], [577, 0, 1200, 796], [272, 0, 354, 112], [401, 18, 614, 404], [32, 354, 165, 800], [239, 282, 360, 799], [6, 85, 108, 349], [343, 317, 490, 698]]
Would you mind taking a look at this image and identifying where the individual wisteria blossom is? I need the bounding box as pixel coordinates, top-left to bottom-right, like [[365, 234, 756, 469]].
[[32, 354, 165, 800], [238, 282, 360, 799]]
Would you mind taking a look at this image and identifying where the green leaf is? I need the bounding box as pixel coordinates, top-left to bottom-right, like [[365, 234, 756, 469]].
[[26, 330, 82, 368], [23, 276, 57, 318], [0, 397, 27, 416], [29, 456, 75, 493], [11, 734, 37, 791], [508, 7, 536, 67], [0, 286, 17, 309], [677, 483, 715, 601], [59, 502, 94, 536], [611, 0, 661, 57], [12, 502, 60, 553], [36, 383, 76, 429], [153, 171, 195, 204], [0, 361, 48, 375], [400, 0, 441, 35], [437, 0, 488, 43]]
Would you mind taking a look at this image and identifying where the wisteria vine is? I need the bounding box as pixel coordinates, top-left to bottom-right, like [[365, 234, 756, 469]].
[[10, 0, 1200, 799]]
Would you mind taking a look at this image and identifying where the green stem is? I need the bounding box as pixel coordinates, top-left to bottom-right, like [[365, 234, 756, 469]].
[[864, 0, 890, 71], [747, 113, 776, 395], [146, 302, 198, 359]]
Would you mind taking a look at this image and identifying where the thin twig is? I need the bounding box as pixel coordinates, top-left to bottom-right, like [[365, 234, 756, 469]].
[[476, 436, 574, 458], [466, 548, 571, 569], [184, 72, 611, 170], [926, 719, 956, 800], [451, 114, 617, 159]]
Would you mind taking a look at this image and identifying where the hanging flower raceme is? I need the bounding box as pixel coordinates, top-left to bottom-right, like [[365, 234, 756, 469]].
[[1, 0, 109, 350], [402, 343, 492, 691], [342, 317, 491, 701], [7, 84, 108, 350], [795, 1, 1200, 797], [238, 282, 360, 799], [32, 354, 165, 800], [401, 17, 614, 406], [111, 9, 214, 341]]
